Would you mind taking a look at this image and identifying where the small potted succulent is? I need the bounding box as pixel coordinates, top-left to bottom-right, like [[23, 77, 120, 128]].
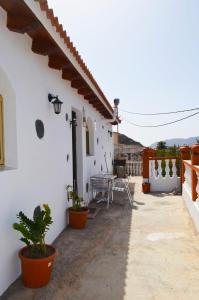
[[13, 204, 56, 288], [142, 179, 150, 193], [66, 185, 88, 229]]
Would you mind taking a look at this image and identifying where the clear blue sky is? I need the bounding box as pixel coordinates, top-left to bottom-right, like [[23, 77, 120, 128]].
[[48, 0, 199, 146]]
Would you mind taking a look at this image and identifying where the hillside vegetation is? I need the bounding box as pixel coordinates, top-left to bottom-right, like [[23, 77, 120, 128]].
[[118, 133, 144, 147]]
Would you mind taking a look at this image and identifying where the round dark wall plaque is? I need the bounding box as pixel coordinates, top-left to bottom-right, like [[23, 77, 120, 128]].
[[35, 120, 44, 139]]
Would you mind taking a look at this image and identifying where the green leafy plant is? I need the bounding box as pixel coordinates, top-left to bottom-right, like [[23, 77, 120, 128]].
[[13, 204, 53, 256], [66, 185, 85, 210]]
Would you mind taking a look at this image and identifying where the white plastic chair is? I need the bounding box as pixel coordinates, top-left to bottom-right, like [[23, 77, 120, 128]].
[[111, 177, 133, 207]]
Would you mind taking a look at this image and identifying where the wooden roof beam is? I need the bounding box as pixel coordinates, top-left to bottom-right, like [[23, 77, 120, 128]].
[[84, 94, 96, 101], [62, 68, 80, 81], [78, 87, 93, 96], [7, 13, 41, 34], [32, 37, 57, 55], [92, 104, 100, 110], [100, 109, 109, 114], [71, 78, 87, 89], [48, 54, 70, 70]]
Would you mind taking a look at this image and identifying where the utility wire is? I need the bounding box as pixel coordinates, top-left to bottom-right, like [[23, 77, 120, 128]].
[[119, 107, 199, 115], [122, 111, 199, 128]]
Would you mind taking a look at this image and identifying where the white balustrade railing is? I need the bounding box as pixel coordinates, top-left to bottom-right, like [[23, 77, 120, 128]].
[[126, 161, 142, 176], [165, 159, 170, 177], [172, 159, 177, 177], [149, 157, 180, 192], [157, 160, 162, 178], [150, 160, 156, 178]]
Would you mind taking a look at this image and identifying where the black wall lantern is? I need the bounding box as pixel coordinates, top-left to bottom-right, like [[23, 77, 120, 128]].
[[48, 93, 63, 114], [113, 98, 120, 119]]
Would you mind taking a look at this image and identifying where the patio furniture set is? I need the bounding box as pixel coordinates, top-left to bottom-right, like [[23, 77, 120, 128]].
[[90, 173, 133, 208]]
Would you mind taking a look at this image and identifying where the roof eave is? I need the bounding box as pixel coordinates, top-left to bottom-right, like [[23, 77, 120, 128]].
[[0, 0, 115, 119]]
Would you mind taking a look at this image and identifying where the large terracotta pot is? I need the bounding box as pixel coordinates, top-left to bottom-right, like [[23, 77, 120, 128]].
[[142, 182, 150, 194], [19, 245, 56, 288], [68, 208, 88, 229]]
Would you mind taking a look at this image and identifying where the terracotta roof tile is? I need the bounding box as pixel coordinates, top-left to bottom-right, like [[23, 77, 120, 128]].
[[35, 0, 114, 114]]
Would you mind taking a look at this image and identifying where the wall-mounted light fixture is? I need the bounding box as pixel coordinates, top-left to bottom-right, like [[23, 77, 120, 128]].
[[48, 93, 63, 114], [113, 98, 120, 118], [82, 107, 87, 127]]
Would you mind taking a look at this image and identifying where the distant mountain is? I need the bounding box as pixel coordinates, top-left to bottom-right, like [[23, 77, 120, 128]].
[[118, 133, 144, 147], [151, 136, 199, 148]]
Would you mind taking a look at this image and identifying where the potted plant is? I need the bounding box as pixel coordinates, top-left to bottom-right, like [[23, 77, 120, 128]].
[[66, 185, 89, 229], [142, 180, 150, 193], [13, 204, 56, 288]]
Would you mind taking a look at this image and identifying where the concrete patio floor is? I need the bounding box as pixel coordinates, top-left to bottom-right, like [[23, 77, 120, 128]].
[[2, 177, 199, 300]]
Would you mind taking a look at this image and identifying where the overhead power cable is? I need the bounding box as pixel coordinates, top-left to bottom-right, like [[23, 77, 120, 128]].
[[123, 111, 199, 128], [120, 107, 199, 115]]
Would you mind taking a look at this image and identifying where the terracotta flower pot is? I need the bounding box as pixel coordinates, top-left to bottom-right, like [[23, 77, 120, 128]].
[[68, 208, 88, 229], [142, 182, 150, 193], [19, 245, 56, 288]]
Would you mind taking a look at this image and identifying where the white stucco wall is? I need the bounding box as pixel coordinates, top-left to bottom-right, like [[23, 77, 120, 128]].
[[0, 8, 113, 295], [182, 181, 199, 233]]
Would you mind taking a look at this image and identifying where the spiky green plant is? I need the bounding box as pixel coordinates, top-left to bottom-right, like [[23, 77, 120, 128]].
[[13, 204, 53, 256], [66, 185, 83, 210]]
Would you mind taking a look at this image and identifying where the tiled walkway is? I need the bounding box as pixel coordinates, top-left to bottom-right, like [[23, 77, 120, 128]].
[[2, 177, 199, 300]]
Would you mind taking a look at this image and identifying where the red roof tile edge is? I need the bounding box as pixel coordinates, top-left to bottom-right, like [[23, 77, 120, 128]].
[[34, 0, 115, 116]]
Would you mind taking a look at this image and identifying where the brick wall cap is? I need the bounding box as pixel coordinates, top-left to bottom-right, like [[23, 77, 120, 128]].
[[180, 146, 191, 153], [191, 144, 199, 152]]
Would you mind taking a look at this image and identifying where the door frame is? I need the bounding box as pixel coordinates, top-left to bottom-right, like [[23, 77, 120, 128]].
[[71, 108, 83, 196]]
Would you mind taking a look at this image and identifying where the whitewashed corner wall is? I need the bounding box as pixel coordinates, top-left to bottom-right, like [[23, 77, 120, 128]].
[[182, 164, 199, 232], [0, 8, 113, 295]]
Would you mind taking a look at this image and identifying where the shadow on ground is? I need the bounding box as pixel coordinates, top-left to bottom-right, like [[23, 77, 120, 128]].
[[2, 182, 135, 300]]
